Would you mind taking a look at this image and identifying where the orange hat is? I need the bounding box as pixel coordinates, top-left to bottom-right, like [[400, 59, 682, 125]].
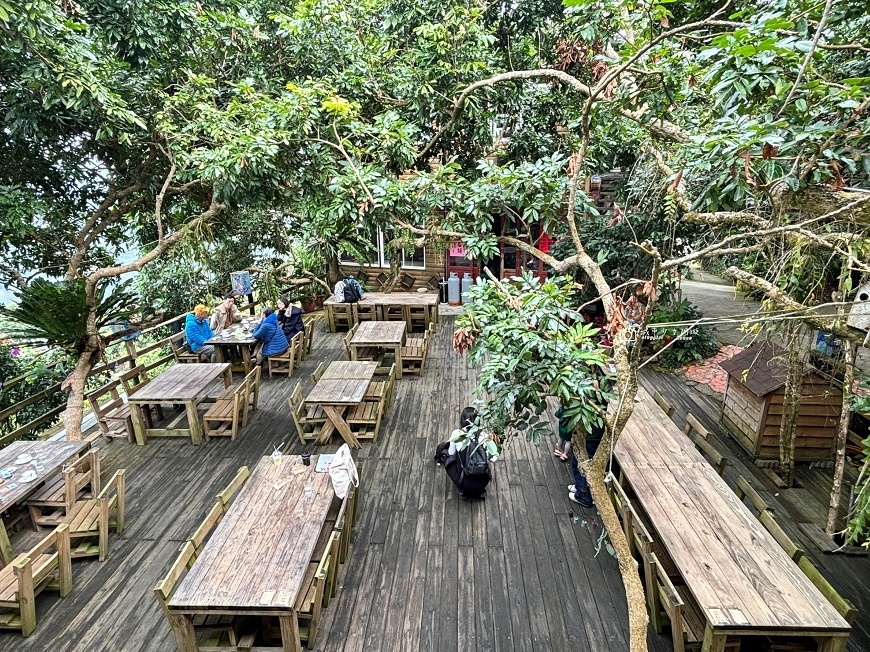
[[194, 304, 209, 314]]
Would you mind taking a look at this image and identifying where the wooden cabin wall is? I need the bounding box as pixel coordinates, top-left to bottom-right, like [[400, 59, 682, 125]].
[[722, 380, 765, 456], [757, 376, 843, 461]]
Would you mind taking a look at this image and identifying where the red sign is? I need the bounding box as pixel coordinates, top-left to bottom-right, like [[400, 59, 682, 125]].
[[449, 241, 466, 257], [539, 232, 551, 253]]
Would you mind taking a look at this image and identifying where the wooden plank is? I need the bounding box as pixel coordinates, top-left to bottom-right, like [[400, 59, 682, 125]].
[[798, 522, 839, 554]]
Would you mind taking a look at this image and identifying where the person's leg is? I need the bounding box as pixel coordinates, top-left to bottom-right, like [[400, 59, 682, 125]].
[[198, 344, 216, 363], [569, 449, 592, 507]]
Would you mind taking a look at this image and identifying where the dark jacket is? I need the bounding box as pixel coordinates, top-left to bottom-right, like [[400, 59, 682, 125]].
[[278, 306, 305, 341], [252, 313, 289, 357], [184, 313, 214, 352], [443, 445, 490, 497]]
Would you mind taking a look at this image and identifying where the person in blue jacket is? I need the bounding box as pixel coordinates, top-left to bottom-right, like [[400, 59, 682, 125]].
[[185, 304, 216, 362], [251, 306, 289, 365]]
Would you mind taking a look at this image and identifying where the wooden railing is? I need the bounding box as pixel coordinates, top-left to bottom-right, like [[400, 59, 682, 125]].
[[0, 302, 257, 446]]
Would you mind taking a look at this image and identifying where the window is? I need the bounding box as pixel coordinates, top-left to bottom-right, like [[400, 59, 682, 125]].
[[340, 229, 425, 270]]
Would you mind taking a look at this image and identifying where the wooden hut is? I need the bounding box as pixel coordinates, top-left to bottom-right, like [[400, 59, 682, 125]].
[[719, 342, 843, 462]]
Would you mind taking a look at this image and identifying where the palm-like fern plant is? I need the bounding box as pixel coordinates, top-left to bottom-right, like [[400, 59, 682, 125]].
[[0, 278, 139, 355]]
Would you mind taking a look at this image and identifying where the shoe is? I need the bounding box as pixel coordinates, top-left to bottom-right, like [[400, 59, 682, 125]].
[[478, 490, 487, 499], [569, 491, 593, 508], [554, 448, 563, 457], [558, 451, 569, 461], [567, 484, 576, 493]]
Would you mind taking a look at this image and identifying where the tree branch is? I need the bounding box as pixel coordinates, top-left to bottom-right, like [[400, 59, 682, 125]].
[[776, 0, 834, 118]]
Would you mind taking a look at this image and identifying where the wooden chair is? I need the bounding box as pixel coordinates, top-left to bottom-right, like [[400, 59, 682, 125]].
[[188, 502, 224, 563], [355, 270, 369, 285], [302, 317, 315, 358], [346, 397, 384, 442], [796, 556, 858, 624], [682, 413, 710, 440], [398, 273, 415, 290], [400, 329, 430, 375], [331, 302, 353, 332], [243, 365, 261, 422], [169, 332, 201, 364], [289, 382, 324, 445], [296, 531, 338, 649], [407, 321, 435, 347], [758, 511, 804, 562], [28, 449, 101, 529], [87, 380, 133, 442], [427, 275, 441, 291], [735, 475, 770, 514], [685, 429, 728, 475], [203, 380, 248, 441], [267, 337, 297, 378], [215, 466, 250, 511], [352, 302, 377, 323], [383, 303, 409, 328], [408, 304, 429, 331], [375, 271, 389, 288], [310, 362, 325, 387], [652, 389, 675, 419], [646, 552, 707, 652], [365, 363, 396, 412], [61, 469, 125, 562], [0, 524, 72, 637], [343, 325, 379, 362], [154, 541, 245, 647], [120, 365, 163, 422]]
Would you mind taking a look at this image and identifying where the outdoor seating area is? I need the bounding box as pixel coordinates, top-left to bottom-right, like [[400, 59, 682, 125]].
[[0, 316, 868, 652]]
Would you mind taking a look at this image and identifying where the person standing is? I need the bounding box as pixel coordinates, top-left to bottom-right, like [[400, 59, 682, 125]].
[[251, 306, 289, 365], [210, 293, 243, 333], [568, 366, 612, 508], [185, 304, 216, 362]]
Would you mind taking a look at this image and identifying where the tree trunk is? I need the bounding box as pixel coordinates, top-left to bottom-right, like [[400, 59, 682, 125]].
[[326, 254, 341, 287], [778, 343, 804, 487], [60, 344, 100, 441], [826, 339, 855, 535]]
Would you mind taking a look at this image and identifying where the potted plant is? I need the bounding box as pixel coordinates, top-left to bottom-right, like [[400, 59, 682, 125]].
[[296, 283, 318, 313]]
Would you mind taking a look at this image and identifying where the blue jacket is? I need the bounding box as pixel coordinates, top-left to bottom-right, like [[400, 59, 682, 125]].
[[252, 313, 289, 357], [185, 313, 214, 351]]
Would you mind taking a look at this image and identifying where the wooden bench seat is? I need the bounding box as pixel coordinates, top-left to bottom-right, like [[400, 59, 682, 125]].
[[28, 450, 100, 529], [87, 381, 134, 441], [203, 381, 248, 441], [60, 469, 126, 561]]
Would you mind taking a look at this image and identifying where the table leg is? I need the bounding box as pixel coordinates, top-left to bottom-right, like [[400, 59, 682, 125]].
[[349, 344, 358, 361], [325, 305, 335, 333], [186, 401, 203, 445], [315, 418, 337, 445], [214, 346, 226, 364], [130, 403, 148, 446], [322, 405, 361, 449], [701, 624, 728, 652], [817, 636, 848, 652], [279, 613, 302, 652], [394, 344, 403, 379], [168, 613, 198, 652]]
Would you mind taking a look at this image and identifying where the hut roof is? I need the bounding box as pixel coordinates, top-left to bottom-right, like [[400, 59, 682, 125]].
[[719, 341, 790, 396]]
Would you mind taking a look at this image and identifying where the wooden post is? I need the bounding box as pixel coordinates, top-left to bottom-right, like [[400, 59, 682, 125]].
[[13, 557, 36, 637], [826, 339, 855, 535], [56, 524, 72, 597]]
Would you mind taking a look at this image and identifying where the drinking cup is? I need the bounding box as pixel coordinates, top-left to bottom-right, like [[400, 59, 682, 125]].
[[301, 452, 311, 467], [303, 484, 313, 499]]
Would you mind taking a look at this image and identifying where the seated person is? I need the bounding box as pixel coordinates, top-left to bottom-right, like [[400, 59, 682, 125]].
[[277, 296, 305, 342], [251, 306, 289, 365], [185, 304, 215, 362], [210, 292, 243, 332], [435, 406, 492, 500]]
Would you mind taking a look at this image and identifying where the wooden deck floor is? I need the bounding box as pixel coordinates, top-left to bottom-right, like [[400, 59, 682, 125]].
[[2, 316, 669, 652]]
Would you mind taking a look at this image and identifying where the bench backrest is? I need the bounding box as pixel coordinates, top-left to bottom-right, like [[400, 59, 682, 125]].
[[86, 381, 125, 422], [13, 523, 73, 614], [311, 362, 325, 386], [685, 430, 728, 475], [120, 364, 150, 395], [797, 556, 858, 624], [758, 510, 803, 562], [64, 449, 101, 507], [153, 541, 197, 615], [735, 475, 769, 514], [188, 502, 224, 563], [289, 381, 305, 415], [98, 468, 126, 535], [645, 551, 685, 640], [682, 413, 710, 440], [215, 466, 250, 510], [652, 390, 675, 419]]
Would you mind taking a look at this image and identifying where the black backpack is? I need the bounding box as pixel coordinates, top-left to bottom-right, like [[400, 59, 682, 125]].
[[343, 279, 362, 303], [460, 441, 490, 480]]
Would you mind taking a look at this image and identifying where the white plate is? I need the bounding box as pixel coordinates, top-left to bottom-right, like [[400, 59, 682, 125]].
[[20, 470, 37, 483], [15, 454, 33, 464]]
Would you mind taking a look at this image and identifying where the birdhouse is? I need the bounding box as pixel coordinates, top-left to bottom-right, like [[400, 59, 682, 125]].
[[847, 282, 870, 331]]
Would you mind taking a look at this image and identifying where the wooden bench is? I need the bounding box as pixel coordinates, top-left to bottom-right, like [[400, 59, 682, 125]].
[[302, 317, 315, 358], [685, 429, 729, 475], [215, 466, 250, 511], [168, 332, 201, 364], [346, 398, 384, 442], [295, 531, 338, 648], [400, 330, 430, 375], [758, 510, 804, 562], [188, 502, 224, 564], [203, 381, 248, 441], [61, 469, 125, 561], [365, 363, 396, 412], [27, 449, 100, 529], [734, 474, 770, 514], [289, 382, 327, 445], [352, 302, 378, 323], [310, 362, 325, 386], [682, 412, 710, 440], [243, 365, 261, 418], [267, 331, 303, 378], [0, 524, 72, 637], [86, 381, 133, 442], [797, 556, 858, 625], [652, 389, 675, 419]]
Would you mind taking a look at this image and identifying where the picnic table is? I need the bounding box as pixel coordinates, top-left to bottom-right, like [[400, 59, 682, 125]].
[[349, 321, 406, 378], [305, 361, 378, 448], [0, 440, 90, 565], [323, 291, 438, 332], [167, 454, 334, 652], [615, 388, 851, 651], [204, 315, 259, 375], [127, 363, 232, 446]]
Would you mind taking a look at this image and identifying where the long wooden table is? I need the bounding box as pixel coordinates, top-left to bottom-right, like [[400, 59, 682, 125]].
[[167, 455, 333, 652], [204, 316, 259, 375], [0, 440, 90, 565], [305, 361, 378, 448], [127, 363, 232, 446], [324, 291, 438, 332], [615, 388, 851, 651], [349, 321, 406, 378]]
